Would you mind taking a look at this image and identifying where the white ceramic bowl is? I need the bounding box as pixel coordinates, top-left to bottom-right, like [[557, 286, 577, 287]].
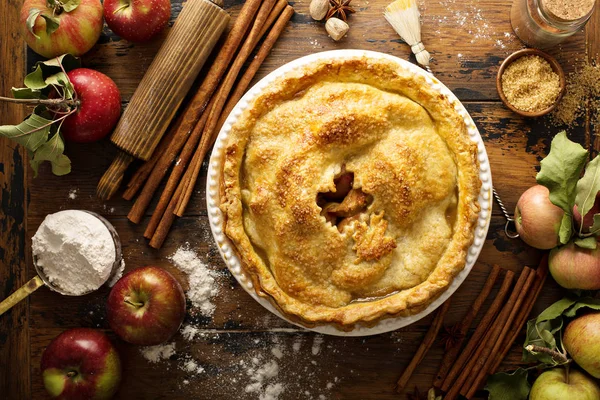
[[207, 50, 492, 336]]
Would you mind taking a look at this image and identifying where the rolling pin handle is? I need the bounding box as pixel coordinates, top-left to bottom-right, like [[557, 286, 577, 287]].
[[97, 151, 135, 200], [0, 275, 45, 317]]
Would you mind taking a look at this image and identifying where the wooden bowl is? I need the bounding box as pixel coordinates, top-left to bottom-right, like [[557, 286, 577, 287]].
[[496, 48, 566, 118]]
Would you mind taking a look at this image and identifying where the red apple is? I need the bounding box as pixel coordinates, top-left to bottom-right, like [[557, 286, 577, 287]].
[[60, 68, 121, 143], [564, 313, 600, 379], [549, 241, 600, 290], [107, 266, 186, 345], [20, 0, 103, 58], [514, 185, 564, 250], [104, 0, 171, 43], [573, 193, 600, 233], [41, 328, 121, 400]]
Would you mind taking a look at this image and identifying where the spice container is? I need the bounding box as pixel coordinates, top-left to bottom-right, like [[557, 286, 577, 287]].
[[496, 49, 566, 117], [0, 210, 124, 316], [510, 0, 596, 49]]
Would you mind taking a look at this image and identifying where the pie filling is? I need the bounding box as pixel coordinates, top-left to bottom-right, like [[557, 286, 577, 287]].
[[221, 58, 481, 326]]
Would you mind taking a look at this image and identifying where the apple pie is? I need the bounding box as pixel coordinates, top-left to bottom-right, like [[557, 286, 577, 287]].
[[220, 57, 481, 329]]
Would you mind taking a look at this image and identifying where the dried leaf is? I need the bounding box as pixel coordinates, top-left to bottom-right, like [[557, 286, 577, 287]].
[[484, 368, 530, 400], [11, 87, 42, 99], [0, 113, 52, 152]]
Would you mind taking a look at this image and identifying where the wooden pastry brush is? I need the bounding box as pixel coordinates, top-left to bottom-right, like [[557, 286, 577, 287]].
[[384, 0, 431, 72]]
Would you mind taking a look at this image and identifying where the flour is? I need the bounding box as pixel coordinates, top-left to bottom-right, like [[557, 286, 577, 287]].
[[140, 342, 176, 363], [312, 335, 324, 355], [68, 188, 78, 199], [169, 245, 219, 316], [108, 259, 126, 287], [245, 360, 283, 397], [32, 210, 116, 295]]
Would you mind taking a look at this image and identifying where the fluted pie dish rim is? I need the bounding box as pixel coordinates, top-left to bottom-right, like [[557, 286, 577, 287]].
[[207, 50, 492, 336]]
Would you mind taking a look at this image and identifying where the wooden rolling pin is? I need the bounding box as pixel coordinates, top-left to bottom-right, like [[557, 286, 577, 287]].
[[97, 0, 229, 200]]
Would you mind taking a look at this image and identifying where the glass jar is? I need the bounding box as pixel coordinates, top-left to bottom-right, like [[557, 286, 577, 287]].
[[511, 0, 596, 49]]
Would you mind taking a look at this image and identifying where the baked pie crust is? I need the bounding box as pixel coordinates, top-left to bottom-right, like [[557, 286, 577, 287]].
[[220, 57, 481, 329]]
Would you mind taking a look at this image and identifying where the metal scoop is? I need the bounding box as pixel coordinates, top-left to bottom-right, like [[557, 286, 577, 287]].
[[0, 211, 123, 316]]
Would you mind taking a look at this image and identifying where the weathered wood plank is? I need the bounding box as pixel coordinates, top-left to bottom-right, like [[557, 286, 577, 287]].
[[0, 0, 29, 398]]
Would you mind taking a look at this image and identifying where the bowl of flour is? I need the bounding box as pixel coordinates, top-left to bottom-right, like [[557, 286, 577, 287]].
[[32, 210, 124, 296]]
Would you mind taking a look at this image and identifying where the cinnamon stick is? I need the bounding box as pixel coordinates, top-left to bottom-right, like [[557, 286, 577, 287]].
[[143, 107, 212, 239], [463, 268, 537, 399], [440, 269, 515, 392], [174, 0, 280, 215], [489, 255, 549, 374], [396, 299, 452, 393], [148, 5, 295, 247], [125, 0, 263, 221], [433, 265, 501, 388], [444, 268, 533, 400], [259, 0, 288, 38]]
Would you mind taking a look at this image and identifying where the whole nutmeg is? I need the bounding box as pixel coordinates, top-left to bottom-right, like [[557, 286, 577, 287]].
[[310, 0, 330, 21], [325, 17, 349, 41]]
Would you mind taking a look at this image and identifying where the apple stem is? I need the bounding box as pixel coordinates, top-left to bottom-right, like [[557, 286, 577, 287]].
[[564, 364, 570, 385], [525, 345, 570, 365], [124, 298, 145, 308], [66, 371, 77, 378], [0, 96, 79, 109], [113, 3, 130, 14]]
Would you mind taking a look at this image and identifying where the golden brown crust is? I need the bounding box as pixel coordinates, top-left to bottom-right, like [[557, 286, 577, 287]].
[[220, 57, 481, 329]]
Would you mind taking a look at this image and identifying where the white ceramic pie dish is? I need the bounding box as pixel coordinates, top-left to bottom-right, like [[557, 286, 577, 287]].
[[207, 50, 492, 337]]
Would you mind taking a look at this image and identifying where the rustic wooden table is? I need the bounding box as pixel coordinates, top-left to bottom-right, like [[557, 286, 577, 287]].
[[2, 0, 599, 398]]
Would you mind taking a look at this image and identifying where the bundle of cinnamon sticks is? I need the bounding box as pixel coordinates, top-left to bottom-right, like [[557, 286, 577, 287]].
[[123, 0, 294, 248], [397, 257, 548, 399]]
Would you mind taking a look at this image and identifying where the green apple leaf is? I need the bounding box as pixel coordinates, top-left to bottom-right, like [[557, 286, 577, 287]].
[[38, 54, 80, 73], [26, 8, 43, 39], [574, 236, 597, 249], [24, 65, 47, 89], [484, 368, 530, 400], [60, 0, 81, 12], [45, 72, 74, 99], [537, 296, 579, 322], [558, 214, 573, 244], [575, 155, 600, 233], [30, 132, 71, 177], [536, 132, 588, 243], [11, 87, 42, 99], [590, 214, 600, 235], [563, 297, 600, 317], [40, 14, 60, 35], [0, 113, 52, 152]]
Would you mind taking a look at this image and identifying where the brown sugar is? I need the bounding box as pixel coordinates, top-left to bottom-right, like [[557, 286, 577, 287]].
[[501, 55, 561, 113], [543, 0, 595, 21], [551, 62, 600, 129]]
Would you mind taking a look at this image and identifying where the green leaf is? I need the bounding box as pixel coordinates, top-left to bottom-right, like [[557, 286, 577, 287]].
[[559, 214, 573, 244], [45, 72, 74, 99], [11, 87, 42, 99], [26, 8, 42, 39], [537, 296, 579, 323], [61, 0, 81, 12], [0, 113, 52, 152], [574, 236, 597, 249], [485, 368, 530, 400], [24, 65, 47, 89], [38, 54, 80, 73], [590, 214, 600, 235], [563, 297, 600, 317], [536, 131, 588, 216], [40, 14, 60, 36], [30, 133, 71, 177], [575, 155, 600, 232]]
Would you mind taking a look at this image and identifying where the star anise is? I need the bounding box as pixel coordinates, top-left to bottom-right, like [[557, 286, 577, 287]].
[[325, 0, 355, 22], [406, 386, 428, 400], [438, 323, 464, 351]]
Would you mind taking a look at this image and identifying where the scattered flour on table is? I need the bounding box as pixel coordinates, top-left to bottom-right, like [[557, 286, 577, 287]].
[[312, 336, 324, 355], [169, 244, 220, 316], [108, 259, 126, 287], [140, 343, 176, 363], [68, 188, 78, 199], [32, 210, 115, 295]]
